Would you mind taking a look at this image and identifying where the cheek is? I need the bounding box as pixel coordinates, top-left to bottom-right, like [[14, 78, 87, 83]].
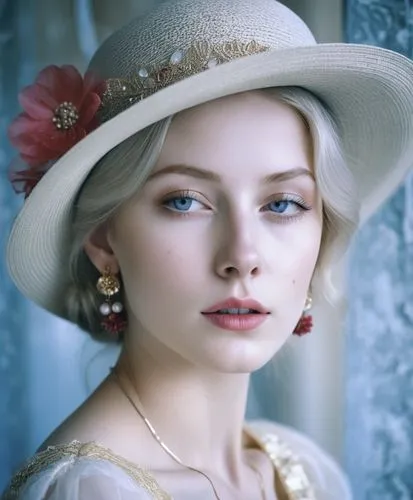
[[113, 217, 206, 310], [270, 225, 321, 334], [270, 221, 322, 278], [293, 230, 321, 277]]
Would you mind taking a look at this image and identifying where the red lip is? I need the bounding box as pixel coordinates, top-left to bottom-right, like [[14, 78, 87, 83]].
[[202, 297, 270, 314], [202, 313, 268, 331]]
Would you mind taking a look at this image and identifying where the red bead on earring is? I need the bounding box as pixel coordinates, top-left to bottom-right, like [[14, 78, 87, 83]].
[[293, 296, 313, 336], [101, 311, 128, 335]]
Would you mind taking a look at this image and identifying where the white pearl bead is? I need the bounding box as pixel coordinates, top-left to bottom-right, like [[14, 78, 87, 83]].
[[170, 50, 184, 64], [138, 68, 148, 79], [99, 303, 111, 315], [112, 302, 123, 313]]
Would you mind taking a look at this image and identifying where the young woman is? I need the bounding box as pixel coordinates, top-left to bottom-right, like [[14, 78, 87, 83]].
[[3, 0, 413, 498]]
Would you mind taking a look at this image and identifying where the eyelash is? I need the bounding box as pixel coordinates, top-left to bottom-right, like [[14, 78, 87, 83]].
[[161, 190, 311, 220]]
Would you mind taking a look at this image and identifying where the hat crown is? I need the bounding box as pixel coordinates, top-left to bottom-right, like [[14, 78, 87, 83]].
[[88, 0, 316, 79]]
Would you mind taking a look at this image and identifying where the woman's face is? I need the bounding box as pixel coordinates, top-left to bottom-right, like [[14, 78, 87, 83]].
[[106, 91, 323, 373]]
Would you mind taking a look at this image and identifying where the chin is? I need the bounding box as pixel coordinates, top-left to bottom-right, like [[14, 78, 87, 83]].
[[196, 339, 282, 374]]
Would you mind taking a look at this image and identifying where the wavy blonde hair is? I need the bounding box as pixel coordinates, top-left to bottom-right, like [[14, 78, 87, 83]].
[[67, 87, 359, 342]]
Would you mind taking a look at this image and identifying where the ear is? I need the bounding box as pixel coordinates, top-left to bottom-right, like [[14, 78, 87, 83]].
[[84, 221, 120, 275]]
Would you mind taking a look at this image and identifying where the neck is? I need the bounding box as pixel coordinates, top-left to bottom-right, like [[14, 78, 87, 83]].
[[114, 330, 252, 476]]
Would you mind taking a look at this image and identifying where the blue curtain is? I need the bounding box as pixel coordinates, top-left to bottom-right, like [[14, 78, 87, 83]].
[[0, 0, 35, 490], [345, 1, 413, 498]]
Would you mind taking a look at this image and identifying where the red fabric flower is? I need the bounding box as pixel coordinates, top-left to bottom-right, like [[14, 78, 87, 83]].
[[293, 314, 313, 336], [8, 65, 105, 198]]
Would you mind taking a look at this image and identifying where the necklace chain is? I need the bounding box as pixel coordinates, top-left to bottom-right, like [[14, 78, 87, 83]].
[[112, 369, 266, 500]]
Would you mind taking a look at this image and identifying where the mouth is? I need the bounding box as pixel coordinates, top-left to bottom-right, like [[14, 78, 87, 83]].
[[201, 298, 270, 331], [204, 308, 263, 315], [202, 297, 270, 315]]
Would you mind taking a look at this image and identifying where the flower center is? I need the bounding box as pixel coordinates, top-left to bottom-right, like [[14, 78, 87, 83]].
[[52, 101, 79, 130]]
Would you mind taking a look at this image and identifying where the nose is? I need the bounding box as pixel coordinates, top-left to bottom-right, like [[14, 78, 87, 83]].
[[213, 213, 261, 280]]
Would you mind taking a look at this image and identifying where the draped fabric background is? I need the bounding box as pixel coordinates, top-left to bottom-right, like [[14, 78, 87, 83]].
[[1, 1, 412, 498], [345, 1, 413, 498], [0, 0, 34, 489]]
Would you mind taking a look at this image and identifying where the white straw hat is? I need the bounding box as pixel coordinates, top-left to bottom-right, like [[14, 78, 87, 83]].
[[7, 0, 413, 319]]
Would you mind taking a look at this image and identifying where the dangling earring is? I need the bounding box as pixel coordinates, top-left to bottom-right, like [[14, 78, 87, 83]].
[[96, 266, 127, 335], [293, 295, 313, 336]]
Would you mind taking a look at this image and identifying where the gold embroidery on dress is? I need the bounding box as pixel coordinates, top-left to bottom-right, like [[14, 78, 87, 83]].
[[255, 433, 316, 500], [98, 40, 269, 123], [3, 430, 314, 500], [4, 441, 171, 500]]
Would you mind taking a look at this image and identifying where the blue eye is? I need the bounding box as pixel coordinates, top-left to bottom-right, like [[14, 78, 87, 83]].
[[268, 200, 291, 213], [164, 196, 205, 212], [265, 197, 310, 216]]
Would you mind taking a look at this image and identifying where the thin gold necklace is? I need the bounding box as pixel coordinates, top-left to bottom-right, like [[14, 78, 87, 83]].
[[111, 368, 266, 500]]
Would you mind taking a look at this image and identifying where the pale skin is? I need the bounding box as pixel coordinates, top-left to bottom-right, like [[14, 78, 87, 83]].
[[42, 91, 323, 499]]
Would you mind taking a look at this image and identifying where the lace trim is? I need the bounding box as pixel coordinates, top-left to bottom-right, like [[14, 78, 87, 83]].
[[4, 431, 315, 500]]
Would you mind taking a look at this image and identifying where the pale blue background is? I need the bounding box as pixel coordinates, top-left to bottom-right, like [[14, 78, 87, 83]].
[[345, 1, 413, 499], [1, 1, 413, 498], [0, 0, 34, 485]]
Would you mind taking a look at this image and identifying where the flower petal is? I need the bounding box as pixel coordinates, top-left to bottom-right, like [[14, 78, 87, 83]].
[[9, 115, 54, 146], [35, 65, 62, 92], [58, 65, 84, 106], [37, 126, 86, 154], [36, 65, 83, 106], [20, 150, 55, 166], [9, 118, 61, 165], [79, 92, 101, 129], [19, 84, 56, 119], [83, 71, 105, 95], [8, 158, 50, 198], [8, 113, 36, 142], [10, 114, 86, 162], [18, 141, 54, 159], [15, 132, 58, 165]]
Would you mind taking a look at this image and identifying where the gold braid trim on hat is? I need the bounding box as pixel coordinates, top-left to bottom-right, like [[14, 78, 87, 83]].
[[98, 40, 269, 123]]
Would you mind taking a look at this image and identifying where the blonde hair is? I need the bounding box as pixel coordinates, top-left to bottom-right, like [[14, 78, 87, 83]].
[[67, 87, 359, 341], [267, 87, 359, 302]]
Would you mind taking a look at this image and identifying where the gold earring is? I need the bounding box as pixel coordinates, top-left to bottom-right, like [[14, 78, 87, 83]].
[[97, 266, 120, 297], [96, 266, 127, 335]]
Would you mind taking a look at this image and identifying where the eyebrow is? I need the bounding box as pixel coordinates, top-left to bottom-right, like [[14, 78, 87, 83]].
[[146, 164, 315, 184]]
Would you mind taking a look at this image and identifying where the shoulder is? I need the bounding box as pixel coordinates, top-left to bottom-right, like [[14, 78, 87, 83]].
[[1, 442, 170, 500], [246, 419, 353, 500]]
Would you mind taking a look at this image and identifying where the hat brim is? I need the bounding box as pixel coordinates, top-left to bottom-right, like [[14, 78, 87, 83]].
[[7, 43, 413, 318]]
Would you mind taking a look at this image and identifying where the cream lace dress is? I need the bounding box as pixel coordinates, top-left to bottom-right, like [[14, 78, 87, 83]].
[[2, 420, 352, 500]]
